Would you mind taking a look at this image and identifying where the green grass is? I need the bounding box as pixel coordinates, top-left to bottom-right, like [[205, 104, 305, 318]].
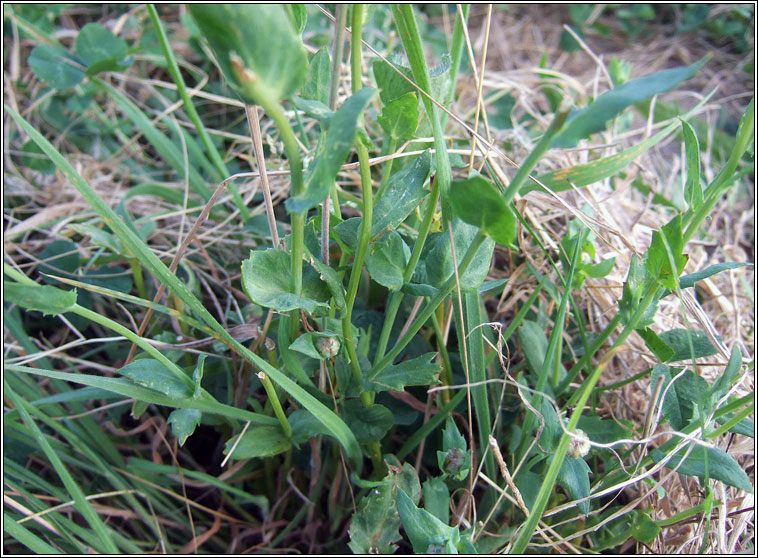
[[3, 4, 754, 554]]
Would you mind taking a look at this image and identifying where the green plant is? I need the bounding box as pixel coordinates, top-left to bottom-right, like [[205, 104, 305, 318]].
[[4, 4, 754, 554]]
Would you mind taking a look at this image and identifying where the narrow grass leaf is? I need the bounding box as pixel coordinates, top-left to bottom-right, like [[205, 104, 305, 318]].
[[552, 58, 707, 147], [4, 282, 77, 316], [4, 515, 62, 554]]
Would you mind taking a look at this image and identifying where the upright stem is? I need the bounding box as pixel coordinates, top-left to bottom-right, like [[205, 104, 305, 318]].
[[341, 4, 373, 409]]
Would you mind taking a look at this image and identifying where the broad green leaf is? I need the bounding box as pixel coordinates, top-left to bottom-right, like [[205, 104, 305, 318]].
[[241, 248, 330, 314], [348, 463, 419, 553], [373, 58, 417, 104], [372, 151, 432, 234], [377, 91, 419, 142], [19, 140, 56, 174], [652, 366, 709, 431], [681, 119, 704, 210], [38, 239, 80, 285], [308, 254, 346, 309], [188, 4, 307, 103], [68, 223, 124, 255], [650, 444, 753, 493], [365, 352, 441, 393], [6, 104, 362, 469], [679, 262, 752, 289], [289, 408, 335, 444], [631, 510, 661, 543], [514, 470, 541, 512], [709, 346, 742, 407], [487, 93, 516, 129], [333, 216, 362, 254], [28, 44, 85, 89], [289, 331, 342, 360], [618, 254, 657, 328], [552, 58, 707, 147], [422, 477, 450, 525], [118, 359, 192, 399], [167, 408, 202, 446], [576, 415, 632, 445], [291, 96, 333, 127], [224, 425, 292, 459], [302, 47, 330, 105], [4, 283, 77, 316], [365, 230, 410, 290], [397, 488, 459, 554], [286, 87, 377, 213], [74, 22, 130, 74], [637, 327, 676, 362], [286, 4, 307, 35], [557, 456, 592, 515], [437, 417, 470, 480], [518, 320, 568, 388], [449, 175, 516, 246], [342, 400, 394, 444], [658, 329, 717, 362], [425, 219, 495, 292], [646, 213, 688, 290]]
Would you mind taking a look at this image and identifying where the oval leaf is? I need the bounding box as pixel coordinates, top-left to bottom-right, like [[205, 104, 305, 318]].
[[241, 248, 330, 314], [189, 5, 307, 103], [28, 44, 85, 89], [450, 175, 516, 246], [118, 359, 192, 399], [224, 425, 292, 459]]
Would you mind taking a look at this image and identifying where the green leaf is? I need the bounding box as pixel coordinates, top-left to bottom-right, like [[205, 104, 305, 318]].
[[6, 104, 362, 466], [437, 417, 471, 480], [348, 463, 419, 553], [342, 400, 394, 444], [4, 283, 77, 316], [74, 22, 129, 72], [241, 248, 330, 314], [333, 217, 362, 254], [302, 47, 330, 105], [224, 425, 292, 459], [373, 58, 417, 104], [286, 87, 377, 213], [681, 119, 704, 211], [68, 223, 124, 255], [650, 444, 753, 493], [710, 347, 742, 407], [557, 457, 592, 515], [679, 262, 752, 289], [397, 488, 459, 554], [308, 254, 347, 309], [28, 44, 85, 89], [377, 91, 419, 142], [38, 239, 80, 284], [449, 175, 516, 246], [366, 231, 410, 290], [652, 366, 709, 431], [646, 214, 688, 290], [19, 140, 56, 174], [518, 320, 567, 389], [487, 93, 516, 129], [291, 96, 333, 127], [365, 352, 441, 393], [425, 219, 495, 292], [289, 331, 342, 360], [289, 408, 335, 444], [631, 510, 661, 543], [658, 329, 717, 362], [552, 58, 707, 147], [118, 359, 192, 399], [167, 408, 202, 446], [576, 415, 632, 445], [422, 477, 450, 525], [618, 255, 658, 328], [372, 151, 432, 234], [286, 4, 307, 35], [637, 327, 676, 362], [188, 5, 307, 103]]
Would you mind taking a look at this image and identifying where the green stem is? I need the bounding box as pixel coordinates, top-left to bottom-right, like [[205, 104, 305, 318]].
[[258, 371, 292, 438], [502, 107, 570, 205], [341, 4, 372, 409], [510, 281, 661, 554], [147, 4, 250, 220], [441, 3, 470, 131], [371, 232, 487, 377]]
